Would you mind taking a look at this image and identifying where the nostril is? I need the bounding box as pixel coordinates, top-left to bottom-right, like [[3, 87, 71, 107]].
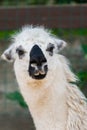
[[43, 62, 47, 67], [43, 64, 48, 72], [30, 56, 47, 66]]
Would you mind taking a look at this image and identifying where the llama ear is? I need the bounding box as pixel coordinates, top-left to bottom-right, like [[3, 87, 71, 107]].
[[53, 38, 67, 53], [1, 45, 15, 62]]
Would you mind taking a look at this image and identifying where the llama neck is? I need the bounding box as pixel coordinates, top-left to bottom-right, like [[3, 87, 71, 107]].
[[20, 80, 68, 130], [32, 89, 67, 130]]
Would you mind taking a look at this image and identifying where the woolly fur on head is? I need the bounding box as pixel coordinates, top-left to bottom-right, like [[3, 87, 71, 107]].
[[1, 25, 66, 62], [1, 25, 87, 130]]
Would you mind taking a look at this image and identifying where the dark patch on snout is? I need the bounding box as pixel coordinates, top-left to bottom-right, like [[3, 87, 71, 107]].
[[28, 45, 48, 80]]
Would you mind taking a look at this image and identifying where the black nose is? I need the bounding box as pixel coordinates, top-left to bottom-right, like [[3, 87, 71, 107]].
[[28, 45, 48, 80]]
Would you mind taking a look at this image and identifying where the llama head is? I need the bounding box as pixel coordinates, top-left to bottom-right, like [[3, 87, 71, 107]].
[[1, 26, 67, 82]]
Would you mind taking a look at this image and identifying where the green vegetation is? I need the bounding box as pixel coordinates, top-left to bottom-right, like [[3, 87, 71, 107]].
[[0, 30, 14, 40], [6, 91, 28, 108], [52, 28, 87, 38], [77, 44, 87, 93], [81, 44, 87, 59], [77, 71, 87, 88]]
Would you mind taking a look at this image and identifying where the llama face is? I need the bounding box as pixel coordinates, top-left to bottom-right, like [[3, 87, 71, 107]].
[[14, 42, 51, 80], [1, 26, 66, 81]]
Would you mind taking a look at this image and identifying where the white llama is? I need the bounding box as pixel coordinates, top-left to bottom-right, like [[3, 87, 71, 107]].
[[1, 26, 87, 130]]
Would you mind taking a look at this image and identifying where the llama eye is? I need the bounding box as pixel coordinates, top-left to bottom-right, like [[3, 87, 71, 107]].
[[16, 46, 25, 58], [46, 43, 54, 56], [18, 49, 24, 56]]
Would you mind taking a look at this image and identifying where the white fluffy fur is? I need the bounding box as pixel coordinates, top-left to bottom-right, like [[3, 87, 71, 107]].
[[1, 26, 87, 130]]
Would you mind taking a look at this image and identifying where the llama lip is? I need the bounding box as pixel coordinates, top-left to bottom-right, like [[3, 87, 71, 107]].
[[32, 73, 47, 80]]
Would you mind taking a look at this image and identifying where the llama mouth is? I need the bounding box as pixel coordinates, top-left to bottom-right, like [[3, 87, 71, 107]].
[[28, 63, 48, 80], [31, 73, 47, 80], [28, 68, 47, 80], [28, 68, 48, 80]]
